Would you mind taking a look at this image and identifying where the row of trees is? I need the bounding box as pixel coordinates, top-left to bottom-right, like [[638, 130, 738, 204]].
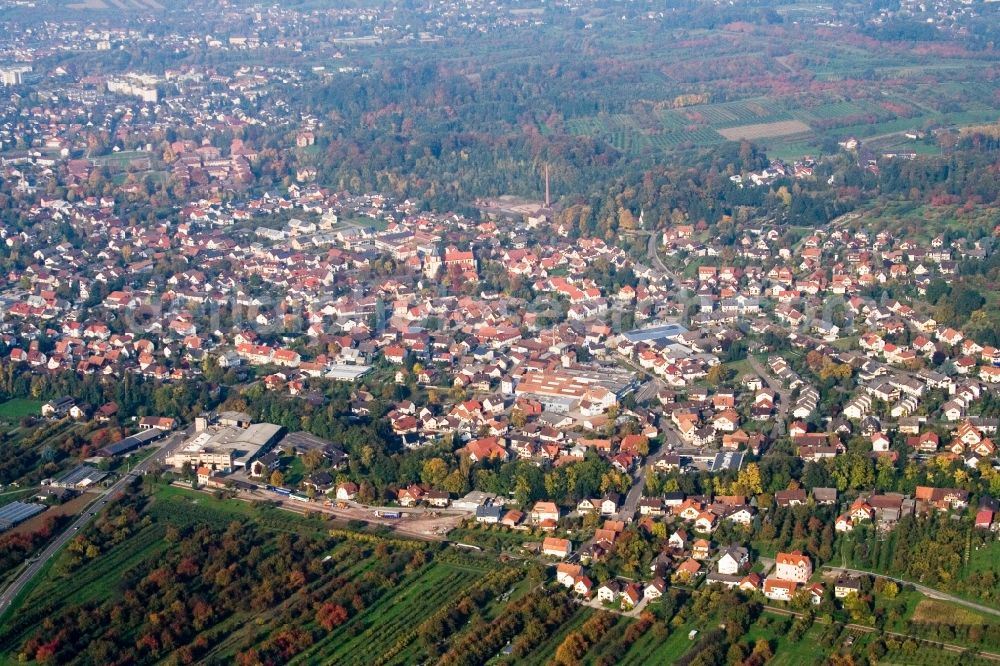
[[851, 513, 998, 605], [6, 478, 448, 665], [438, 588, 576, 666]]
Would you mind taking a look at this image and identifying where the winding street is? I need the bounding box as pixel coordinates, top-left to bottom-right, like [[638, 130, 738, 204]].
[[646, 228, 680, 283]]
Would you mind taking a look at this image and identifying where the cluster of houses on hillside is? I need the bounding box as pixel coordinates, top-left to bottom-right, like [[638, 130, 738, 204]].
[[551, 539, 839, 610]]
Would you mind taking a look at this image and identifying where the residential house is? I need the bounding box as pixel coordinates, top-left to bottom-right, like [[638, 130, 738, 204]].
[[335, 482, 358, 501], [556, 563, 582, 587], [644, 578, 667, 600], [774, 550, 812, 583], [763, 577, 798, 602], [475, 504, 503, 524], [621, 584, 642, 609], [775, 489, 807, 507], [834, 577, 862, 599], [597, 580, 621, 603], [42, 396, 75, 417], [717, 547, 749, 575], [542, 537, 573, 559], [674, 558, 702, 582], [530, 501, 560, 524]]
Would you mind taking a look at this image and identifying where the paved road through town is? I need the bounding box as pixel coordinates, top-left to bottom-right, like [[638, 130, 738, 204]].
[[0, 425, 191, 612], [747, 354, 791, 444], [747, 355, 789, 417], [617, 425, 683, 521], [646, 228, 682, 285], [595, 230, 691, 521]]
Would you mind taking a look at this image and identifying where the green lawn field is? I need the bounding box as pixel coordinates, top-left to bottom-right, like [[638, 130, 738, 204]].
[[0, 399, 43, 420]]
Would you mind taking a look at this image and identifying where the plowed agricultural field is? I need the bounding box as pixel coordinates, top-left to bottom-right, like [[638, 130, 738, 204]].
[[717, 120, 812, 140]]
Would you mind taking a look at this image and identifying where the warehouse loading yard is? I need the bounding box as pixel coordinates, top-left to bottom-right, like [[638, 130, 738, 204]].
[[177, 482, 470, 540]]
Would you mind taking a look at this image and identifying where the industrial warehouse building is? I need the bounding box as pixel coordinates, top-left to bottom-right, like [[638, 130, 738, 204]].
[[513, 366, 636, 414], [622, 323, 689, 344], [52, 465, 108, 489], [166, 422, 285, 473], [97, 427, 166, 458], [0, 501, 46, 532]]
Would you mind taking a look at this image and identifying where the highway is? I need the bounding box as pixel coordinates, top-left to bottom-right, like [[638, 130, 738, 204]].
[[0, 425, 190, 611]]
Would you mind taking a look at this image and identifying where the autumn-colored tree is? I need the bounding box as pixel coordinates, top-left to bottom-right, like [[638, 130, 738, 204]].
[[618, 207, 637, 230], [600, 470, 630, 495], [752, 637, 774, 661], [706, 364, 734, 385], [301, 448, 324, 471], [421, 457, 449, 488], [442, 470, 465, 495], [235, 649, 261, 666], [733, 462, 764, 496], [553, 632, 587, 665], [316, 603, 349, 631], [805, 350, 825, 372], [818, 359, 852, 381]]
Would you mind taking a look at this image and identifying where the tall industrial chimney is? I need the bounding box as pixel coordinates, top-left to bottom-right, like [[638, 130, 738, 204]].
[[544, 163, 550, 208]]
